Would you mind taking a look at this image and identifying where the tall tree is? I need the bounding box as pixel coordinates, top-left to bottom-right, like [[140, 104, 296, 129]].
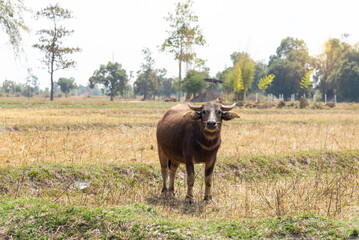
[[134, 71, 158, 100], [134, 48, 160, 100], [224, 62, 242, 100], [160, 0, 206, 101], [268, 37, 313, 98], [0, 0, 29, 54], [57, 77, 77, 97], [226, 52, 255, 100], [89, 62, 128, 101], [182, 69, 208, 99], [327, 48, 359, 102], [314, 38, 348, 98], [33, 4, 81, 101]]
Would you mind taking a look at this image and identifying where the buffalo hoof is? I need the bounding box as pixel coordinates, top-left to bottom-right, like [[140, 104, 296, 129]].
[[185, 196, 194, 204], [204, 198, 216, 204], [166, 190, 175, 200], [203, 195, 212, 201], [204, 195, 216, 204], [161, 188, 168, 199]]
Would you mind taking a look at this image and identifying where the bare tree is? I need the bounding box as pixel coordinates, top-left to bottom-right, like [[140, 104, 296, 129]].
[[33, 4, 81, 101], [160, 0, 206, 102]]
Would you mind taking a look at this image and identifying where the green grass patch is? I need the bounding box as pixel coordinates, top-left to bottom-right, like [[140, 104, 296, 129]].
[[1, 150, 359, 200], [1, 150, 359, 238], [218, 149, 359, 180], [1, 198, 358, 239]]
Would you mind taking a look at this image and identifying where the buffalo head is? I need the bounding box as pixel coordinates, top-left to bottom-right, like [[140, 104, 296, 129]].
[[183, 102, 239, 133]]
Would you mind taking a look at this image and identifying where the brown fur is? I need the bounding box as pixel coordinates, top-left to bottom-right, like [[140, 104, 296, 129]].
[[156, 103, 238, 202]]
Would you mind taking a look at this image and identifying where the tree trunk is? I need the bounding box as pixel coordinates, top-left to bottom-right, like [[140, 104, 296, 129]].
[[50, 22, 58, 101], [50, 43, 55, 101], [234, 92, 244, 101], [50, 71, 54, 101], [240, 91, 245, 101], [177, 59, 182, 102], [110, 88, 114, 101]]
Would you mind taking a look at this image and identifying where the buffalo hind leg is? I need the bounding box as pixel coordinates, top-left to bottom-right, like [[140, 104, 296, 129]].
[[204, 158, 216, 201], [168, 161, 179, 198], [185, 160, 195, 204]]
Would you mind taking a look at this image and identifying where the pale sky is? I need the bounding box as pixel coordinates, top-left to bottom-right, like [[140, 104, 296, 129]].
[[1, 0, 359, 89]]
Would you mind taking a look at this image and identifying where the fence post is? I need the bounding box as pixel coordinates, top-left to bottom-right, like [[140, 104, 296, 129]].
[[325, 94, 327, 103], [255, 92, 258, 102], [335, 95, 337, 104], [313, 94, 316, 103]]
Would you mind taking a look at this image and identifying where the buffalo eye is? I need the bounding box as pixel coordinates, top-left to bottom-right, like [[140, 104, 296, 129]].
[[202, 110, 207, 114], [215, 110, 222, 115]]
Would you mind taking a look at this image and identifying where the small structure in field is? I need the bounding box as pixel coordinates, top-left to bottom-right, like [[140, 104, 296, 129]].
[[164, 97, 177, 102], [191, 78, 223, 102]]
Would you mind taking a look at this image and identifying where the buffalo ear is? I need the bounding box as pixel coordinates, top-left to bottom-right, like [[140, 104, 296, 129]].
[[183, 111, 201, 120], [222, 111, 239, 121]]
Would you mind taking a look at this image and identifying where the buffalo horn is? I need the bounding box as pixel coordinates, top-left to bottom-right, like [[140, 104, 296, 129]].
[[188, 103, 203, 112], [220, 103, 236, 111]]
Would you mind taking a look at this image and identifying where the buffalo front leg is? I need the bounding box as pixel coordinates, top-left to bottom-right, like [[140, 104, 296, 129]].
[[161, 166, 168, 194], [168, 161, 179, 197], [204, 158, 216, 201], [185, 160, 195, 203], [159, 150, 169, 194]]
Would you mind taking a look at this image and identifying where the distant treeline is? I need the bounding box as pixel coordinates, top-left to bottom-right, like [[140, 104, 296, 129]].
[[216, 36, 359, 102], [1, 37, 359, 102]]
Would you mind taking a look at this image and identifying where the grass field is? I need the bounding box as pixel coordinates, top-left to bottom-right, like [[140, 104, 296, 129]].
[[1, 97, 359, 239]]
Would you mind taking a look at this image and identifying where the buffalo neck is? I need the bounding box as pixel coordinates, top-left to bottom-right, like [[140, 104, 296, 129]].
[[198, 124, 221, 150]]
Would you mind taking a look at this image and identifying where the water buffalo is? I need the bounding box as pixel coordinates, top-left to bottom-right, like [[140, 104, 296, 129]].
[[156, 102, 239, 203]]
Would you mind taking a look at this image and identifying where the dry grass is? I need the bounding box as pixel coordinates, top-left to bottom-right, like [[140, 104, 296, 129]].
[[1, 104, 359, 167], [1, 99, 359, 224], [222, 111, 359, 157]]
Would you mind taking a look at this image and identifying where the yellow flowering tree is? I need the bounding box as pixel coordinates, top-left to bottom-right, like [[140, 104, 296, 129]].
[[258, 74, 275, 91]]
